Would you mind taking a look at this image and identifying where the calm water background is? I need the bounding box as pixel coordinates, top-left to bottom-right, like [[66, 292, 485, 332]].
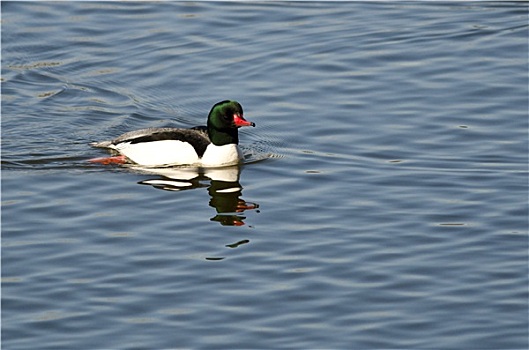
[[2, 2, 528, 349]]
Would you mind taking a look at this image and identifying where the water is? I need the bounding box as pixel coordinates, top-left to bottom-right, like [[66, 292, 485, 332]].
[[2, 2, 528, 349]]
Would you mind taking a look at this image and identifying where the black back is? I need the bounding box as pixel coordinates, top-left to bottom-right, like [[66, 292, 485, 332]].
[[113, 127, 211, 158]]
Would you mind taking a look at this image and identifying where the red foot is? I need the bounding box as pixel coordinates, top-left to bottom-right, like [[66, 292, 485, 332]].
[[88, 155, 127, 165]]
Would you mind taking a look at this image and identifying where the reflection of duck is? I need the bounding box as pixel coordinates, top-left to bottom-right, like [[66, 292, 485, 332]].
[[91, 100, 255, 167], [137, 165, 258, 226], [207, 173, 259, 226]]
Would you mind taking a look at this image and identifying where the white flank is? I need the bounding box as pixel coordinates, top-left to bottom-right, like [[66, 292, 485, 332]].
[[113, 140, 200, 167]]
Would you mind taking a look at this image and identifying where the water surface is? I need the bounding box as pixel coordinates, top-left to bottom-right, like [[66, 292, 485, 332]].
[[2, 2, 528, 349]]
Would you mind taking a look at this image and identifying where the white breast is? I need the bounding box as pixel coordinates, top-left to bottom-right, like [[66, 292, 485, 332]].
[[200, 143, 243, 167]]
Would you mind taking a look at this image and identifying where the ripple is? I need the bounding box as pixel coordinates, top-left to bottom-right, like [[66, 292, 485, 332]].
[[2, 2, 527, 350]]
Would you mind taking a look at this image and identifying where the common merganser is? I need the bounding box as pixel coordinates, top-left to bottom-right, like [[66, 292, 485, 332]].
[[91, 100, 255, 167]]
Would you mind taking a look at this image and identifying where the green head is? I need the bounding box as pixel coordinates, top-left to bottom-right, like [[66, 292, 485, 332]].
[[207, 100, 255, 146]]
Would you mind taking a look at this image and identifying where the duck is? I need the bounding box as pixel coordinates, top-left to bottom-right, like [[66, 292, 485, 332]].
[[91, 100, 255, 167]]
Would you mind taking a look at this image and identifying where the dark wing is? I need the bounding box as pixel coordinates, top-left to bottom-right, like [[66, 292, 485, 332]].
[[114, 127, 211, 158], [90, 128, 189, 148]]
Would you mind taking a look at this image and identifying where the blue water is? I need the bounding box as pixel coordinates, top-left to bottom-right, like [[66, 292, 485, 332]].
[[2, 2, 528, 349]]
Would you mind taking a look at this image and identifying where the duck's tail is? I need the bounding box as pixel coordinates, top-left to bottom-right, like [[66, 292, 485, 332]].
[[90, 140, 113, 148]]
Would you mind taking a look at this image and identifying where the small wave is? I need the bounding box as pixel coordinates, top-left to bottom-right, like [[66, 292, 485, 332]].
[[241, 139, 284, 164]]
